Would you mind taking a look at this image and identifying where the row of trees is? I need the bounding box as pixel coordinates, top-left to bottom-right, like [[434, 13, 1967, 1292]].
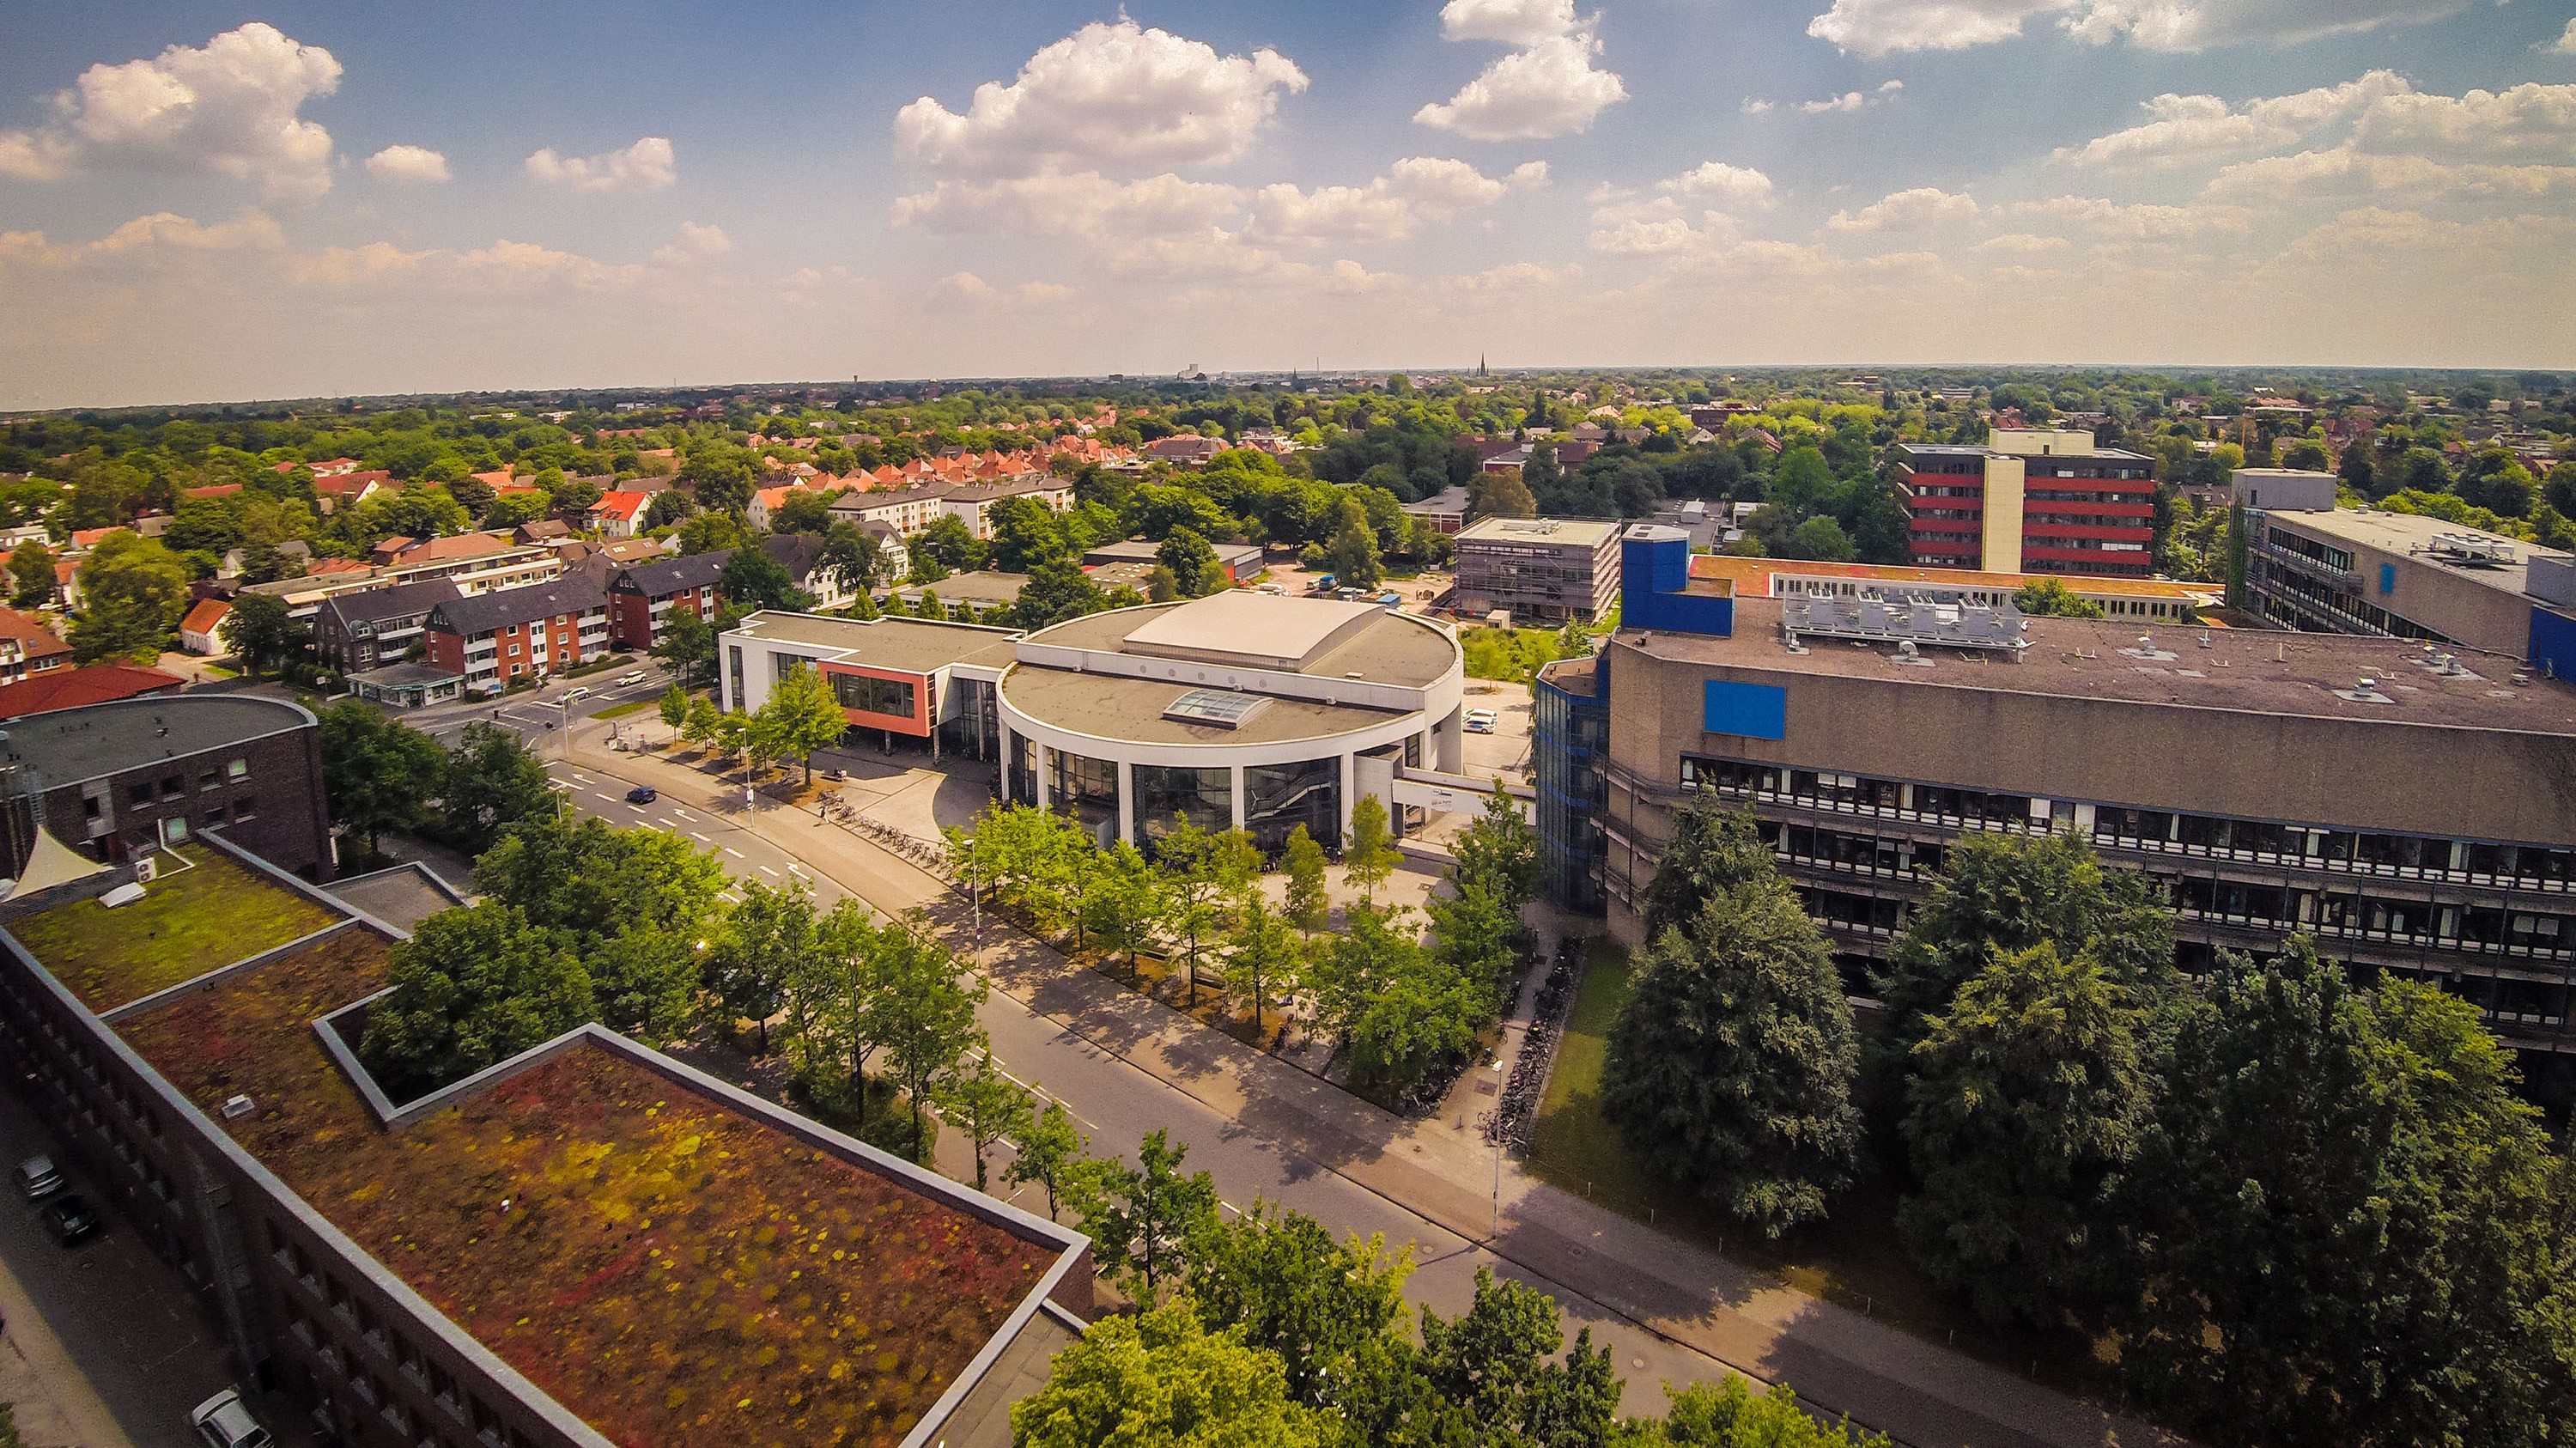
[[317, 703, 556, 862], [1014, 1132, 1884, 1448], [1601, 801, 2576, 1448], [948, 789, 1538, 1094]]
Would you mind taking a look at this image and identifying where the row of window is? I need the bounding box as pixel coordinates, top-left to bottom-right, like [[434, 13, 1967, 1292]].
[[271, 1226, 537, 1448], [1682, 755, 2576, 891], [2263, 527, 2356, 575]]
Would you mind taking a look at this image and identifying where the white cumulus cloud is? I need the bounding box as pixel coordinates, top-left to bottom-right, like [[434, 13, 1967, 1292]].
[[893, 21, 1307, 179], [0, 22, 342, 201], [1806, 0, 2475, 58], [1658, 161, 1777, 209], [892, 171, 1248, 240], [525, 137, 675, 193], [2555, 18, 2576, 56], [1416, 33, 1629, 141], [2352, 82, 2576, 160], [2053, 71, 2410, 167], [1439, 0, 1590, 46], [1246, 157, 1516, 243], [365, 144, 450, 184], [1825, 186, 1980, 231]]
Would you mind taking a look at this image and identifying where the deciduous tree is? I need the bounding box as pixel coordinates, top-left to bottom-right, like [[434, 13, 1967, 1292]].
[[359, 902, 591, 1095], [1009, 1301, 1328, 1448], [317, 700, 447, 861], [1007, 1100, 1090, 1222], [1074, 1129, 1222, 1304], [1342, 794, 1400, 904], [1282, 824, 1330, 933], [935, 1047, 1031, 1191]]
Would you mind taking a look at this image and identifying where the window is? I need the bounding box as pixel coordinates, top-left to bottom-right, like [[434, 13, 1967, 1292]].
[[199, 770, 220, 792], [128, 782, 153, 807], [161, 776, 185, 800], [829, 671, 917, 720], [232, 796, 258, 823], [1133, 765, 1231, 853], [1244, 758, 1340, 857], [1048, 750, 1121, 847], [228, 758, 247, 781]]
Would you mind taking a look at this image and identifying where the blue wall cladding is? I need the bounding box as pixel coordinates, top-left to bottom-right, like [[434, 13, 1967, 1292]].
[[2379, 563, 2397, 595], [1621, 532, 1735, 636], [1704, 680, 1787, 739], [2531, 605, 2576, 680]]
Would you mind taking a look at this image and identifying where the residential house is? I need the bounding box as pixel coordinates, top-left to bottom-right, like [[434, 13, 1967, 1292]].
[[0, 662, 184, 720], [605, 551, 726, 652], [940, 478, 1076, 541], [0, 607, 72, 684], [748, 482, 840, 531], [1145, 434, 1223, 465], [860, 521, 908, 581], [513, 519, 572, 545], [588, 490, 653, 538], [762, 532, 856, 610], [178, 598, 233, 655], [310, 471, 393, 512], [314, 580, 460, 676], [216, 539, 312, 579], [422, 577, 611, 692]]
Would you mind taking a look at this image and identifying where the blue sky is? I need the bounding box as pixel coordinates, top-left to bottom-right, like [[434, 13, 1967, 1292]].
[[3, 1, 2573, 405]]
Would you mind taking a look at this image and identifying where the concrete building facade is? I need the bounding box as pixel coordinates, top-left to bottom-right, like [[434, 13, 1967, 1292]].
[[1452, 516, 1622, 623], [2245, 506, 2576, 673]]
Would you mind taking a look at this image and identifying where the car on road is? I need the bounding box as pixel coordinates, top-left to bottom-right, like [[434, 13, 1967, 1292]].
[[617, 670, 648, 688], [40, 1192, 100, 1246], [626, 785, 658, 804], [191, 1389, 274, 1448], [13, 1153, 63, 1201], [560, 686, 592, 704]]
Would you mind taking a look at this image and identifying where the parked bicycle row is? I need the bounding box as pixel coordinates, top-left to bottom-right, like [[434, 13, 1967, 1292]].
[[1482, 938, 1589, 1153]]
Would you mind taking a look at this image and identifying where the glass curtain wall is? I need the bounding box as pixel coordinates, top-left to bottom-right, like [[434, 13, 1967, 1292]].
[[1048, 749, 1121, 849], [1133, 764, 1232, 857], [1007, 734, 1039, 808], [1244, 758, 1340, 857]]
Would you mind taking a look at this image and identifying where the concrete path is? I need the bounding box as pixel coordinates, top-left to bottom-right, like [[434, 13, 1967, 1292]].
[[561, 723, 2190, 1448]]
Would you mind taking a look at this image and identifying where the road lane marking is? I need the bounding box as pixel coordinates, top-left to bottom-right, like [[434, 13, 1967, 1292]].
[[786, 862, 808, 878], [593, 793, 620, 804], [757, 865, 781, 878], [722, 847, 744, 860], [690, 831, 712, 843], [671, 808, 698, 822]]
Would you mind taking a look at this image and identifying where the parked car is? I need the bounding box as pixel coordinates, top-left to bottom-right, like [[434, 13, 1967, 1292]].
[[13, 1153, 62, 1201], [191, 1389, 274, 1448], [626, 785, 658, 805], [1465, 716, 1496, 733], [617, 670, 648, 688], [40, 1193, 99, 1246]]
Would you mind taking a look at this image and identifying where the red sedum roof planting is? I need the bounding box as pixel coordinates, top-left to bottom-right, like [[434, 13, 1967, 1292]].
[[114, 931, 1059, 1448]]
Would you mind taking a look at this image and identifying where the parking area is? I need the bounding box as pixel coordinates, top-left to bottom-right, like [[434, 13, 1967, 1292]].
[[1458, 678, 1535, 780], [0, 1086, 293, 1448]]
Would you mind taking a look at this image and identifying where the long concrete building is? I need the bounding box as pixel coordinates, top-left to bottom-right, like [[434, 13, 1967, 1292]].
[[1540, 526, 2576, 1056], [2245, 504, 2576, 677]]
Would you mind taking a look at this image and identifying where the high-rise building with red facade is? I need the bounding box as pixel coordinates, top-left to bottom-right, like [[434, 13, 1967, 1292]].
[[1894, 429, 2157, 577]]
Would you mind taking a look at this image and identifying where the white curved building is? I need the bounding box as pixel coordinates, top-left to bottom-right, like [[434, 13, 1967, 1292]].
[[999, 592, 1467, 852]]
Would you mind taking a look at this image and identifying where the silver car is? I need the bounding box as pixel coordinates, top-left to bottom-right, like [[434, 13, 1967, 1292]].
[[191, 1389, 272, 1448], [13, 1153, 62, 1201]]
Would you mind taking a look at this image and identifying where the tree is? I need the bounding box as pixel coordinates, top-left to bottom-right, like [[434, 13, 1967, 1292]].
[[935, 1047, 1031, 1191], [8, 538, 54, 608], [1419, 1266, 1623, 1447], [357, 903, 592, 1096], [815, 521, 885, 597], [874, 920, 987, 1153], [1183, 1201, 1413, 1405], [484, 491, 551, 529], [1009, 1301, 1329, 1448], [680, 695, 722, 748], [440, 721, 556, 854], [706, 880, 815, 1053], [657, 682, 689, 732], [1150, 816, 1233, 1003], [1783, 515, 1856, 563], [681, 448, 756, 514], [650, 607, 716, 686], [317, 700, 447, 860], [474, 810, 728, 950], [1640, 798, 1777, 941], [1627, 1376, 1891, 1446], [676, 510, 751, 555], [1282, 825, 1330, 932], [1875, 830, 2173, 1056], [1224, 891, 1303, 1041], [1450, 786, 1539, 904], [1157, 526, 1225, 598], [1083, 841, 1168, 984], [1075, 1129, 1222, 1303], [1897, 943, 2150, 1326], [2114, 939, 2576, 1448], [225, 591, 305, 674], [1017, 557, 1108, 629], [70, 532, 191, 662], [1472, 468, 1537, 521], [757, 662, 848, 782], [1601, 876, 1862, 1237], [913, 513, 987, 572], [1007, 1100, 1091, 1222], [1305, 903, 1485, 1092], [1342, 794, 1400, 904], [641, 489, 694, 532], [2012, 576, 2106, 619], [1321, 501, 1383, 589], [718, 545, 808, 612]]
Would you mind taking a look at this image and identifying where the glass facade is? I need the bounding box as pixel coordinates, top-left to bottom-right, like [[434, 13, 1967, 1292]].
[[1243, 758, 1339, 857], [1048, 748, 1121, 849], [830, 671, 918, 721], [1132, 764, 1232, 855], [1007, 733, 1039, 808], [1534, 662, 1607, 913], [939, 678, 999, 760]]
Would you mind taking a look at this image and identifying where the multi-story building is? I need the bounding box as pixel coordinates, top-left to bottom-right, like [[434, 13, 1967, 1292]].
[[1692, 554, 2215, 624], [238, 541, 561, 624], [2245, 505, 2576, 674], [1540, 526, 2576, 1058], [1894, 429, 2156, 577], [422, 578, 611, 693], [0, 695, 331, 876], [827, 478, 1076, 545], [720, 611, 1022, 764], [315, 580, 461, 676], [605, 552, 726, 652], [1080, 538, 1267, 585], [0, 834, 1091, 1448], [1452, 516, 1623, 624]]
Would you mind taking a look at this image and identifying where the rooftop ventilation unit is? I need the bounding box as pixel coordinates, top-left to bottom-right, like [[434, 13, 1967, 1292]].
[[2417, 532, 2518, 568], [1779, 593, 2028, 659]]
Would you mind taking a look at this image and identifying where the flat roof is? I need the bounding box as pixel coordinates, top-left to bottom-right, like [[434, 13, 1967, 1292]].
[[47, 914, 1071, 1448], [1631, 598, 2576, 734], [2262, 508, 2570, 597], [890, 571, 1027, 605], [9, 843, 339, 1009], [1455, 516, 1622, 547], [1, 695, 313, 787], [1081, 538, 1264, 567], [1001, 665, 1410, 748], [726, 611, 1022, 674], [1030, 599, 1459, 688], [1692, 553, 2216, 602], [1120, 592, 1388, 671]]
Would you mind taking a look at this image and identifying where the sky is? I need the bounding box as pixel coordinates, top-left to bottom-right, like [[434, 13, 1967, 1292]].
[[1, 0, 2572, 408]]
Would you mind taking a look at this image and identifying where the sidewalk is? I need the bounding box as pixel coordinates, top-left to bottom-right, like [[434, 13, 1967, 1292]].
[[568, 726, 2188, 1448]]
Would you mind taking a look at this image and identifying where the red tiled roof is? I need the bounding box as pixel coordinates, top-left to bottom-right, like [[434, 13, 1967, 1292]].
[[310, 558, 371, 575], [590, 490, 650, 521], [0, 663, 184, 720], [180, 598, 232, 636], [184, 484, 244, 499], [0, 607, 69, 663], [69, 526, 129, 549]]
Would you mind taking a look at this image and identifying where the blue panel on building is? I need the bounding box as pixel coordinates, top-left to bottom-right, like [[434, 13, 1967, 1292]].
[[2379, 563, 2397, 595], [2530, 605, 2576, 680], [1704, 680, 1787, 739], [1621, 533, 1735, 637]]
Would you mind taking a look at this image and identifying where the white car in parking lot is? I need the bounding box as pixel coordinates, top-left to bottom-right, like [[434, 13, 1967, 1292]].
[[1464, 707, 1498, 734]]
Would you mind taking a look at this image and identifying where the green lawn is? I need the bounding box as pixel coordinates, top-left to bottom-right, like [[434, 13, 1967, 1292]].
[[1526, 938, 2109, 1391], [593, 699, 655, 720], [11, 845, 343, 1009]]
